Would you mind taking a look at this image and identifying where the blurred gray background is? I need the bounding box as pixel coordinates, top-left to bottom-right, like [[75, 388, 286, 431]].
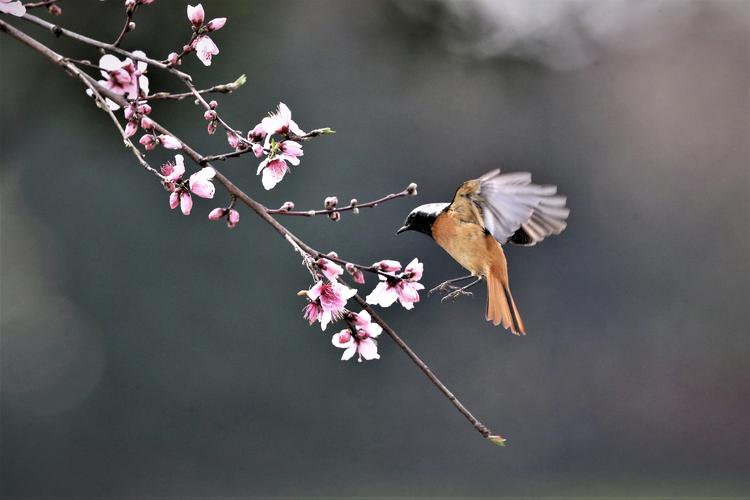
[[1, 0, 748, 497]]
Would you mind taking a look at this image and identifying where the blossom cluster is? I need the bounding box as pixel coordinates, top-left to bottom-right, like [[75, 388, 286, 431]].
[[299, 256, 424, 362], [167, 4, 227, 67]]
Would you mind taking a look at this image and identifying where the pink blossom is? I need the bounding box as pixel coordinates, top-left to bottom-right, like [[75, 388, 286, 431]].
[[203, 110, 217, 121], [188, 167, 216, 199], [365, 279, 400, 308], [161, 154, 186, 182], [252, 143, 264, 158], [366, 258, 425, 310], [248, 123, 267, 142], [138, 103, 152, 115], [159, 134, 182, 149], [402, 257, 424, 282], [187, 3, 204, 26], [257, 157, 289, 190], [373, 259, 402, 273], [192, 35, 219, 66], [227, 209, 240, 228], [124, 120, 138, 138], [303, 280, 356, 330], [316, 257, 343, 281], [331, 311, 383, 362], [279, 140, 303, 166], [139, 134, 156, 150], [89, 51, 149, 109], [206, 17, 226, 31], [260, 102, 304, 136], [167, 52, 180, 65], [0, 0, 26, 16]]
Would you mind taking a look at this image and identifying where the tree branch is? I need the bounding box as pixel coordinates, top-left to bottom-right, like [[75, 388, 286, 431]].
[[0, 15, 506, 446]]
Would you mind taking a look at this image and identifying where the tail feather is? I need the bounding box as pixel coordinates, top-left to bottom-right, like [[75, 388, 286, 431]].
[[485, 272, 525, 336]]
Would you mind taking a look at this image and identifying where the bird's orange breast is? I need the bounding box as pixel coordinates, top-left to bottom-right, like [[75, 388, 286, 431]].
[[432, 210, 497, 277]]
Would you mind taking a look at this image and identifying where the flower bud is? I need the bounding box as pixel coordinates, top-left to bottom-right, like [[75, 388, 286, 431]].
[[324, 196, 338, 210], [227, 209, 240, 228], [124, 120, 138, 138], [137, 103, 152, 115], [204, 109, 217, 121], [187, 4, 205, 26], [140, 116, 155, 130], [139, 134, 156, 150], [206, 17, 227, 31], [406, 182, 418, 196], [329, 212, 341, 222], [279, 201, 295, 211], [159, 135, 182, 150], [48, 3, 62, 15], [209, 100, 218, 109], [207, 120, 217, 135], [208, 207, 226, 221], [167, 52, 180, 65]]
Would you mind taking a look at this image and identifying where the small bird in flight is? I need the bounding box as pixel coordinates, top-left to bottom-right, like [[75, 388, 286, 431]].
[[396, 169, 569, 335]]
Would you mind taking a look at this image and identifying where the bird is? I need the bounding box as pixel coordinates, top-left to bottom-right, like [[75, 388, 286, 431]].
[[396, 169, 569, 335]]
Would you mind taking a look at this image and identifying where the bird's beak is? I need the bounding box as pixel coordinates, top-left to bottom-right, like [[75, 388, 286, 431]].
[[396, 225, 409, 235]]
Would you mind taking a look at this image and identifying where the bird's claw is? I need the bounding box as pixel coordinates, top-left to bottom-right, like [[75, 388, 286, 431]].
[[440, 288, 473, 303], [428, 281, 459, 296]]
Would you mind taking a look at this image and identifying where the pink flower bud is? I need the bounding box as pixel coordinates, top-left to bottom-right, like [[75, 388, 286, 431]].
[[226, 130, 240, 149], [124, 120, 138, 138], [179, 191, 193, 215], [137, 103, 152, 115], [374, 260, 402, 273], [209, 100, 218, 109], [279, 201, 295, 211], [124, 104, 136, 120], [203, 109, 217, 121], [169, 191, 180, 209], [125, 0, 136, 9], [346, 263, 366, 284], [139, 134, 156, 150], [227, 209, 240, 228], [167, 52, 180, 65], [206, 17, 226, 31], [324, 196, 338, 210], [208, 207, 226, 221], [207, 121, 217, 135], [48, 3, 62, 15], [187, 3, 205, 26], [140, 116, 155, 130], [252, 143, 264, 158], [159, 134, 182, 150]]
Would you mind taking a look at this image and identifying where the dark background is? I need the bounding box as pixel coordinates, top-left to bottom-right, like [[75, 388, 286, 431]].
[[1, 0, 748, 497]]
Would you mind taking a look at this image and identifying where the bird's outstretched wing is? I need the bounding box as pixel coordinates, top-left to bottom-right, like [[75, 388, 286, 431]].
[[473, 169, 570, 246]]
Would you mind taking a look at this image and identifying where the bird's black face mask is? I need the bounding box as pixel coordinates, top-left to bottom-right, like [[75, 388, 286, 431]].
[[397, 211, 435, 237]]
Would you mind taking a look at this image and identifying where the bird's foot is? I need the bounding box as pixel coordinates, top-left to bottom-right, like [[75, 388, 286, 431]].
[[440, 288, 474, 303], [428, 281, 459, 296]]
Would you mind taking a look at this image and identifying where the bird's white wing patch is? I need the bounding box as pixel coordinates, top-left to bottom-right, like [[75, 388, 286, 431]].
[[477, 169, 569, 245]]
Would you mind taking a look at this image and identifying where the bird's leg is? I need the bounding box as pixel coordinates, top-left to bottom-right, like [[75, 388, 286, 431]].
[[428, 274, 475, 296], [440, 277, 483, 303]]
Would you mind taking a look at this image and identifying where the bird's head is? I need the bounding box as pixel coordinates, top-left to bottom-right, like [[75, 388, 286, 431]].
[[396, 203, 449, 237]]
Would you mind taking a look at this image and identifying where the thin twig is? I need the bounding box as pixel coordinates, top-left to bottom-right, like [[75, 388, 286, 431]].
[[268, 189, 412, 217], [112, 4, 136, 47], [23, 0, 59, 8], [20, 12, 190, 79]]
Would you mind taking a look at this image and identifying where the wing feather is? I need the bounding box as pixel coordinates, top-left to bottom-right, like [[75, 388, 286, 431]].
[[474, 169, 570, 245]]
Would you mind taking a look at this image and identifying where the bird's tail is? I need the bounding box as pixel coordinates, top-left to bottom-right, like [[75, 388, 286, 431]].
[[485, 261, 525, 335]]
